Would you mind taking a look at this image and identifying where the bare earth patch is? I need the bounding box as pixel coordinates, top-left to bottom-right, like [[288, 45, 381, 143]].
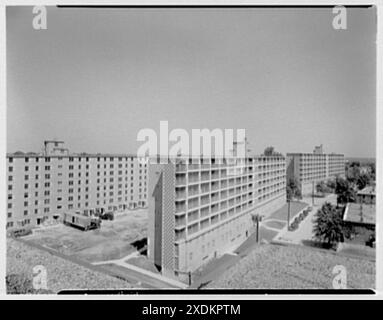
[[23, 209, 148, 262]]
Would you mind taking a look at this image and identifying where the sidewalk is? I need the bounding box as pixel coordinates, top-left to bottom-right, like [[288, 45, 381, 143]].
[[275, 194, 337, 245], [93, 255, 187, 289]]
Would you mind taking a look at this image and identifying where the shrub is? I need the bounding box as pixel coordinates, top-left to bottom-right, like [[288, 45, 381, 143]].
[[313, 202, 345, 247], [6, 274, 34, 294]]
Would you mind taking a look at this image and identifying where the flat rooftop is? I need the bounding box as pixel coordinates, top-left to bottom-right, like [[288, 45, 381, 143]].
[[357, 186, 376, 196], [344, 203, 376, 225]]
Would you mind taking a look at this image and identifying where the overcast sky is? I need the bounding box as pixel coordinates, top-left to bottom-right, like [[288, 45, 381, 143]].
[[6, 6, 376, 157]]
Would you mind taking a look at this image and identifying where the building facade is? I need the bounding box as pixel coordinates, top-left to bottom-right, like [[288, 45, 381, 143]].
[[148, 155, 286, 281], [286, 145, 345, 195], [6, 141, 148, 230]]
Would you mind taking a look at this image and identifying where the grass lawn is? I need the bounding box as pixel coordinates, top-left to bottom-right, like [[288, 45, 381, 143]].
[[263, 220, 286, 229], [208, 243, 375, 289], [7, 239, 131, 293], [259, 226, 278, 242]]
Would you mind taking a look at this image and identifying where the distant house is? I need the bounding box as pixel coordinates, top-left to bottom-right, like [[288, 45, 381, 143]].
[[343, 202, 375, 228], [356, 186, 375, 205], [343, 185, 376, 228]]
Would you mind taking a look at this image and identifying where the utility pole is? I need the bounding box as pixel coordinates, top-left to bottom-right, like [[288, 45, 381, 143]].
[[312, 180, 315, 206], [287, 199, 291, 231]]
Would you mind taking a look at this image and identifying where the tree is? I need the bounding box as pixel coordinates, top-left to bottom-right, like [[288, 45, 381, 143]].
[[316, 181, 331, 194], [356, 173, 370, 190], [313, 202, 344, 248], [326, 179, 336, 191], [286, 177, 302, 200], [346, 164, 361, 185], [263, 146, 282, 157], [335, 177, 356, 205]]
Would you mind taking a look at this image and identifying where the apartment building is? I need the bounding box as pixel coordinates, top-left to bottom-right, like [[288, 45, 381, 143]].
[[148, 154, 286, 281], [286, 145, 345, 195], [6, 141, 148, 230]]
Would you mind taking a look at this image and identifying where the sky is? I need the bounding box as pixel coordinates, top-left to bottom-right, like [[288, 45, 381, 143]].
[[6, 6, 377, 158]]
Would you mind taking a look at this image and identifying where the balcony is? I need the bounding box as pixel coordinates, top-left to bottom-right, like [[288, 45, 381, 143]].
[[175, 176, 186, 186], [200, 195, 210, 206], [211, 170, 220, 180], [188, 172, 199, 183], [200, 183, 210, 194], [188, 163, 200, 171], [187, 223, 199, 235], [175, 215, 186, 228], [188, 185, 199, 197], [211, 204, 219, 214], [175, 228, 186, 241], [200, 218, 210, 230], [201, 172, 210, 181], [200, 206, 210, 218], [175, 202, 186, 214], [176, 188, 186, 200], [211, 182, 220, 192], [188, 198, 199, 210], [211, 192, 220, 203], [188, 209, 199, 222], [176, 164, 187, 172]]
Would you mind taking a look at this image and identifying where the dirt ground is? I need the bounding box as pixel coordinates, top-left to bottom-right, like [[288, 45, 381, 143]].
[[23, 209, 148, 263]]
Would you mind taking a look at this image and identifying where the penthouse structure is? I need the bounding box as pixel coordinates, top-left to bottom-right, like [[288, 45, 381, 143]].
[[286, 145, 345, 195], [6, 140, 148, 230], [148, 153, 286, 281]]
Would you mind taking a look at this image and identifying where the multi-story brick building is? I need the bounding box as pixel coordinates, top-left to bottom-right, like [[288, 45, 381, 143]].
[[286, 145, 345, 195], [6, 141, 148, 230], [147, 154, 286, 281]]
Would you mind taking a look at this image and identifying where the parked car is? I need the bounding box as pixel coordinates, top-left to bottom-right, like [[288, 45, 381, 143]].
[[8, 228, 33, 238]]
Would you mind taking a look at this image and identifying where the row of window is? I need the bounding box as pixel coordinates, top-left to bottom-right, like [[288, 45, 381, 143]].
[[8, 156, 148, 163]]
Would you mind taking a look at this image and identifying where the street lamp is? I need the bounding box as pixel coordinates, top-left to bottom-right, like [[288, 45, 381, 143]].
[[252, 214, 262, 243]]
